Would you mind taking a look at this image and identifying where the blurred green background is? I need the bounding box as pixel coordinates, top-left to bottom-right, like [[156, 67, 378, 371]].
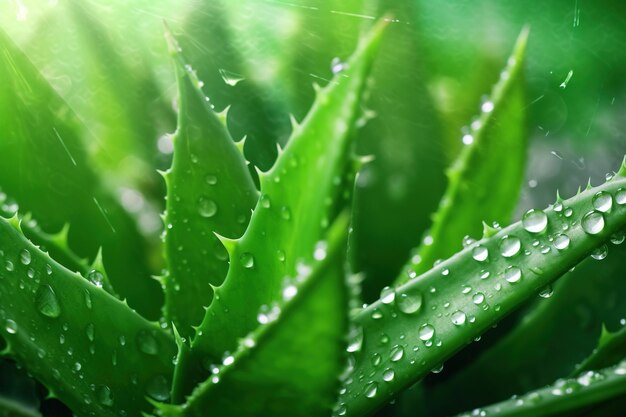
[[1, 0, 625, 415]]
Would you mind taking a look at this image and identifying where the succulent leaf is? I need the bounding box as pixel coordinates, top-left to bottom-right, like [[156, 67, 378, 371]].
[[162, 213, 349, 417], [0, 214, 177, 417], [162, 27, 258, 339], [338, 170, 626, 417], [396, 27, 529, 284], [0, 28, 162, 319], [455, 359, 626, 417], [170, 18, 387, 395]]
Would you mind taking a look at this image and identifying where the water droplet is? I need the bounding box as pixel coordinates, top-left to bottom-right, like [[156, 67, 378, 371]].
[[260, 194, 271, 208], [592, 191, 612, 213], [451, 310, 466, 326], [5, 260, 14, 272], [610, 231, 625, 245], [380, 286, 396, 304], [35, 285, 61, 318], [280, 206, 292, 221], [282, 284, 297, 301], [390, 345, 404, 362], [383, 369, 395, 382], [146, 375, 170, 401], [96, 385, 113, 407], [397, 289, 423, 315], [331, 57, 346, 74], [205, 175, 217, 185], [472, 245, 489, 262], [616, 188, 626, 205], [19, 249, 31, 265], [554, 233, 571, 250], [240, 252, 255, 268], [462, 134, 474, 145], [472, 293, 485, 305], [591, 244, 608, 260], [481, 101, 494, 113], [582, 211, 605, 235], [84, 290, 92, 310], [539, 285, 554, 298], [364, 381, 378, 398], [505, 266, 522, 283], [197, 197, 217, 218], [219, 68, 244, 86], [522, 209, 548, 233], [136, 330, 159, 355], [419, 324, 435, 341], [371, 309, 383, 320], [87, 270, 104, 288], [86, 323, 95, 342], [480, 270, 490, 279], [4, 319, 17, 334], [371, 353, 382, 367], [346, 327, 363, 353], [500, 235, 521, 257], [313, 241, 327, 261], [277, 250, 286, 262]]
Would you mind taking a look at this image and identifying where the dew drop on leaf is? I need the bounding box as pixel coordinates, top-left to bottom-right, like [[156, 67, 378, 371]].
[[364, 381, 378, 398], [616, 188, 626, 205], [472, 245, 489, 262], [505, 266, 522, 283], [419, 324, 435, 341], [383, 369, 395, 382], [35, 285, 61, 318], [500, 235, 521, 257], [451, 310, 467, 326], [346, 327, 363, 353], [390, 345, 404, 362], [610, 231, 625, 245], [197, 197, 217, 218], [4, 319, 17, 334], [240, 252, 255, 269], [146, 375, 170, 401], [582, 211, 605, 235], [397, 289, 423, 315], [592, 191, 612, 213], [522, 209, 548, 233], [539, 285, 554, 298], [5, 260, 14, 272], [590, 244, 608, 260], [205, 174, 217, 185], [87, 270, 104, 288], [472, 293, 485, 305], [280, 206, 292, 221], [553, 233, 571, 250], [96, 385, 113, 407], [371, 353, 382, 367], [86, 323, 95, 342], [19, 249, 31, 265], [260, 194, 271, 208], [380, 286, 395, 304], [136, 330, 159, 355]]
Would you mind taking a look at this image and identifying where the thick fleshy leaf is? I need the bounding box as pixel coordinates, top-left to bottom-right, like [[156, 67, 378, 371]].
[[0, 216, 177, 417], [576, 325, 626, 374], [455, 359, 626, 417], [161, 214, 349, 417], [162, 28, 258, 339], [395, 27, 528, 284], [171, 18, 386, 396], [337, 163, 626, 417], [0, 28, 162, 319]]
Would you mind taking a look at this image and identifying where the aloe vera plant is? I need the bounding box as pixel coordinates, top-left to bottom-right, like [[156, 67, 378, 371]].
[[1, 2, 626, 417]]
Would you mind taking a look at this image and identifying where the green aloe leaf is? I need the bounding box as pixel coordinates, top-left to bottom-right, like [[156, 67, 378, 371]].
[[576, 325, 626, 374], [0, 216, 177, 417], [337, 163, 626, 417], [455, 359, 626, 417], [0, 28, 162, 319], [0, 360, 40, 417], [162, 28, 258, 339], [396, 27, 528, 284], [172, 17, 386, 396], [160, 213, 349, 417], [0, 398, 40, 417]]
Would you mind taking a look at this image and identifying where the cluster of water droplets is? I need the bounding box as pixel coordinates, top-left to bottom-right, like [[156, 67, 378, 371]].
[[336, 184, 626, 413]]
